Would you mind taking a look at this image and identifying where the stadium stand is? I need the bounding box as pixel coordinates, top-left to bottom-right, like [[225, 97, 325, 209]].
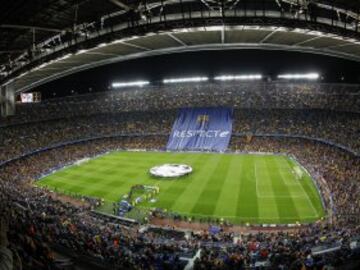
[[0, 136, 359, 269], [2, 0, 360, 268], [0, 81, 360, 269], [1, 107, 360, 164], [5, 82, 360, 126]]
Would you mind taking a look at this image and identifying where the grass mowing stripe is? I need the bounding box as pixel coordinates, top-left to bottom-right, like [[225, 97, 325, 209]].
[[192, 155, 232, 217], [273, 157, 317, 219], [234, 156, 246, 224], [285, 158, 324, 218], [60, 166, 129, 196], [214, 156, 242, 219], [255, 157, 280, 223], [236, 155, 259, 222], [150, 153, 204, 210], [171, 154, 220, 215], [282, 158, 320, 214], [36, 151, 325, 224], [265, 157, 300, 223]]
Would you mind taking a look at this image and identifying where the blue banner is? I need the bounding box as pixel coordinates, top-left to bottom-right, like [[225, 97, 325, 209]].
[[167, 107, 233, 152]]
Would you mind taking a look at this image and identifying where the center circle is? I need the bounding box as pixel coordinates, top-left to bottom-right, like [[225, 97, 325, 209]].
[[149, 164, 193, 178]]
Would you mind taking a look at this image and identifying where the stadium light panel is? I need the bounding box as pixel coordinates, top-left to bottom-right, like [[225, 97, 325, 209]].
[[277, 73, 319, 80], [112, 81, 150, 88], [214, 74, 263, 81], [163, 77, 209, 84]]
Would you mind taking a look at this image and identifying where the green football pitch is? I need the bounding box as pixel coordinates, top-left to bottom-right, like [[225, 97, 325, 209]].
[[36, 151, 325, 224]]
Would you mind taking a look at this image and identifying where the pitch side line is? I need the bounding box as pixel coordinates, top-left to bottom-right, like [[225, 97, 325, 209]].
[[257, 195, 309, 199], [280, 159, 319, 216], [286, 160, 319, 216], [275, 162, 306, 198], [254, 159, 307, 198], [159, 209, 319, 219]]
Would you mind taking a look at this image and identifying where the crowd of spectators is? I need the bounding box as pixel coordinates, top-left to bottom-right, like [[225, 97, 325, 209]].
[[193, 136, 360, 269], [0, 83, 359, 269], [1, 108, 360, 165], [2, 82, 360, 125], [0, 137, 189, 270], [232, 109, 360, 154], [0, 135, 359, 269], [0, 111, 174, 164]]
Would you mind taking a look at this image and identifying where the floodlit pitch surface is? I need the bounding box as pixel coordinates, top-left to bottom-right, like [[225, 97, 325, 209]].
[[37, 151, 325, 224]]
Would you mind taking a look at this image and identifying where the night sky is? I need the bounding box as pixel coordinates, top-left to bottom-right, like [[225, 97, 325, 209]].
[[35, 49, 360, 99]]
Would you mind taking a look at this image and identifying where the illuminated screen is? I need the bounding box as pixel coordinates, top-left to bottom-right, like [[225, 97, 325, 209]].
[[20, 93, 34, 103]]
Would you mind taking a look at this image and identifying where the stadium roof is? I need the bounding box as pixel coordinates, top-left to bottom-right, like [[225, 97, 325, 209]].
[[3, 0, 360, 92]]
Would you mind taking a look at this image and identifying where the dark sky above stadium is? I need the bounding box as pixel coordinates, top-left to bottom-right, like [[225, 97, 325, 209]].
[[36, 50, 360, 99]]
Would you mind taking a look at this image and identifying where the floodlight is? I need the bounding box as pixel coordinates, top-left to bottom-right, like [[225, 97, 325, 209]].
[[163, 77, 208, 84], [112, 81, 150, 88], [214, 74, 262, 81], [277, 73, 319, 80]]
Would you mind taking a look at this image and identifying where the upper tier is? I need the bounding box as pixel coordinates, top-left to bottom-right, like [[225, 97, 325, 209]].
[[3, 82, 360, 125]]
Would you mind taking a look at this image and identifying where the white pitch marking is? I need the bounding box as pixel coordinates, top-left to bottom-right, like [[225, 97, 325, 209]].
[[254, 161, 260, 198], [165, 210, 319, 219], [279, 158, 319, 216]]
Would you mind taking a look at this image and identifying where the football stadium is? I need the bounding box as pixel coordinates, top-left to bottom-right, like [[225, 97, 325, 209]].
[[0, 1, 360, 270]]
